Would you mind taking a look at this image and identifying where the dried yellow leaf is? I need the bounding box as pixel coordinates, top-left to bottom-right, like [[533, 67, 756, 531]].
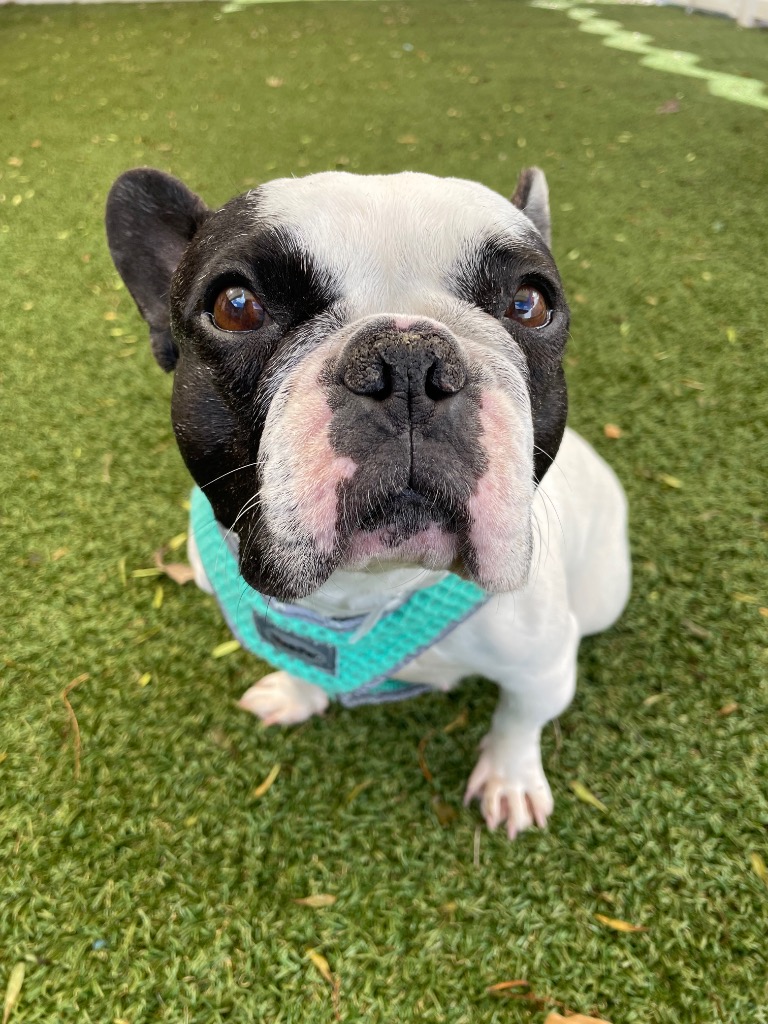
[[306, 948, 333, 985], [725, 326, 737, 343], [659, 474, 682, 489], [152, 585, 164, 610], [397, 133, 419, 144], [595, 913, 647, 933], [750, 852, 768, 886], [545, 1014, 612, 1024], [3, 962, 25, 1024], [252, 763, 280, 798], [733, 592, 758, 604], [138, 672, 152, 687], [293, 893, 337, 908], [603, 423, 622, 439], [346, 779, 374, 803], [168, 531, 187, 551], [212, 640, 241, 658], [443, 707, 468, 733], [132, 567, 162, 579], [569, 780, 607, 812]]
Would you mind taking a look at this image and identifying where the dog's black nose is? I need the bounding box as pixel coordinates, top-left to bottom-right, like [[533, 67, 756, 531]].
[[339, 321, 467, 412]]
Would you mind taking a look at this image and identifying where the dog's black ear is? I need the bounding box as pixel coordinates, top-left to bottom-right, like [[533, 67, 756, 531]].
[[105, 168, 209, 371], [511, 167, 551, 249]]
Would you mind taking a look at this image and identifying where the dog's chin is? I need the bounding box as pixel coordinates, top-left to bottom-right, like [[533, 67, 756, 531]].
[[340, 522, 460, 573]]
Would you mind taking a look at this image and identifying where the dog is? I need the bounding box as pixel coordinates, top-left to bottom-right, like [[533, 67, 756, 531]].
[[106, 166, 631, 839]]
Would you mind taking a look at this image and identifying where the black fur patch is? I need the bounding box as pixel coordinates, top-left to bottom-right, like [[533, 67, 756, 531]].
[[453, 236, 570, 483]]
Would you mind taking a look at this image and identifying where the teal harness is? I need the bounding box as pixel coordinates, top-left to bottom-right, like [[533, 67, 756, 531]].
[[190, 487, 489, 707]]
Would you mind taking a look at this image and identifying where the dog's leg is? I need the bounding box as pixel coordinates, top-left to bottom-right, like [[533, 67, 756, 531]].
[[238, 671, 329, 726], [464, 610, 579, 839]]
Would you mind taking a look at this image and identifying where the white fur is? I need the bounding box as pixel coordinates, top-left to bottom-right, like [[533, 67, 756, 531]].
[[252, 172, 542, 321]]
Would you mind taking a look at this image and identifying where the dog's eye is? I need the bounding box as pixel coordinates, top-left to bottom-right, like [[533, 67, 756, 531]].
[[212, 286, 267, 332], [505, 285, 551, 328]]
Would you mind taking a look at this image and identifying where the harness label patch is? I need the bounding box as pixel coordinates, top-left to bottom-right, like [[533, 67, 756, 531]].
[[253, 615, 337, 675]]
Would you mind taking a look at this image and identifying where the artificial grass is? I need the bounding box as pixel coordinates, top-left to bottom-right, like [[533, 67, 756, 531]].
[[1, 1, 767, 1021]]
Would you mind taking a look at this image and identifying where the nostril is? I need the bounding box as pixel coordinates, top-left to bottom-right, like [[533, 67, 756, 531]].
[[343, 357, 393, 400], [425, 359, 466, 401]]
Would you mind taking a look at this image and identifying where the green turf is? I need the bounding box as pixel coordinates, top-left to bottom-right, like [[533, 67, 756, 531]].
[[1, 1, 767, 1021]]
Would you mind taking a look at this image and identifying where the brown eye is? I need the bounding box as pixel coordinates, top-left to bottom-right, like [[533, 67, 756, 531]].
[[505, 285, 551, 328], [212, 286, 267, 332]]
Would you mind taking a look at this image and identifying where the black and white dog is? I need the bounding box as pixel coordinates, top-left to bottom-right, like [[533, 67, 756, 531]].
[[106, 167, 630, 839]]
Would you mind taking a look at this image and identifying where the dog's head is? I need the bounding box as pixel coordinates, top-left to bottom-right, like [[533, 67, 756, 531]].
[[106, 168, 569, 601]]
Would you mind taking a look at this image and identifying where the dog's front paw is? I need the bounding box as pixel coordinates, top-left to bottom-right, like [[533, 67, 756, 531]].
[[238, 671, 329, 726], [463, 733, 553, 839]]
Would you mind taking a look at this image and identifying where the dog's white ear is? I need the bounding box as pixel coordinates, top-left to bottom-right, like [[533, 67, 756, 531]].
[[105, 168, 209, 371], [511, 167, 551, 249]]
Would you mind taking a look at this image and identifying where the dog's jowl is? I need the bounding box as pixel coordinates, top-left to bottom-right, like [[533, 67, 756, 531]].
[[106, 167, 631, 839]]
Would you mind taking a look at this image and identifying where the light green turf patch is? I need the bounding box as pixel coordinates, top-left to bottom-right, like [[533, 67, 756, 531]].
[[1, 2, 767, 1022], [531, 0, 768, 109]]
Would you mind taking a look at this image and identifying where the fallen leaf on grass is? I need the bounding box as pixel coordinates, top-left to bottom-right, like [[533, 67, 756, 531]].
[[212, 640, 241, 659], [751, 853, 768, 886], [569, 780, 607, 812], [431, 795, 458, 827], [132, 567, 162, 579], [681, 619, 711, 640], [732, 592, 758, 604], [61, 673, 89, 780], [642, 693, 666, 706], [118, 556, 127, 586], [51, 547, 69, 561], [252, 763, 280, 798], [658, 474, 682, 489], [152, 585, 164, 610], [306, 948, 333, 985], [545, 1014, 612, 1024], [603, 423, 622, 439], [3, 962, 25, 1024], [266, 76, 284, 88], [443, 707, 468, 734], [138, 672, 152, 687], [594, 913, 648, 933], [346, 779, 374, 803], [167, 531, 187, 551], [656, 98, 680, 114], [294, 894, 337, 908], [153, 549, 196, 585], [487, 980, 566, 1011], [397, 133, 419, 144], [718, 702, 739, 716], [487, 980, 529, 993]]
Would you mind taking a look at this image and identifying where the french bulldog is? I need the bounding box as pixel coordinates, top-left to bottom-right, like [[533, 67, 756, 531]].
[[106, 166, 630, 839]]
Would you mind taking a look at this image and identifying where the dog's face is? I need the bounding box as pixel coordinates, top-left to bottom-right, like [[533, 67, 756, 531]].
[[106, 169, 569, 601]]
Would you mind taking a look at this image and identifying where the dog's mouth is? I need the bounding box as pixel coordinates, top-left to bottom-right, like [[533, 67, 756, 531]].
[[339, 484, 465, 572]]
